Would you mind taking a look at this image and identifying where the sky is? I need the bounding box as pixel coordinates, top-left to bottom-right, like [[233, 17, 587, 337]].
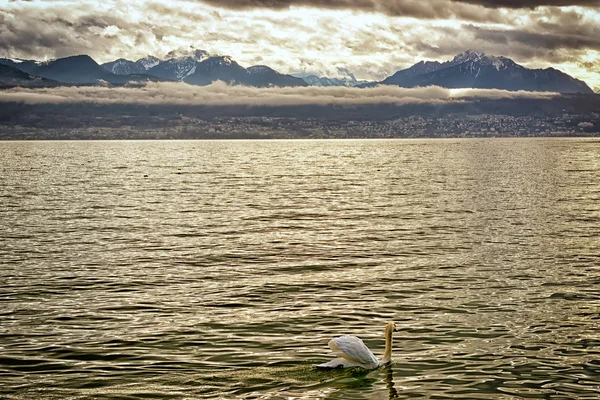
[[1, 0, 599, 90]]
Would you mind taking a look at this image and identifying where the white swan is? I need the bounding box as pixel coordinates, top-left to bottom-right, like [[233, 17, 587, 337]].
[[317, 321, 399, 370]]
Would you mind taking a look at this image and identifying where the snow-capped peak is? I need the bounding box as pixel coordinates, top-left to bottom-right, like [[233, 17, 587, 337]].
[[220, 56, 233, 65], [165, 48, 209, 62], [492, 58, 505, 71], [291, 68, 361, 87], [452, 49, 486, 64], [335, 67, 357, 82], [137, 55, 160, 70], [450, 50, 516, 71], [107, 58, 130, 74]]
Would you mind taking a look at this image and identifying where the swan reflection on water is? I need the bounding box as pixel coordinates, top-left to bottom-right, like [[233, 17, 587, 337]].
[[317, 364, 401, 399], [385, 365, 399, 399]]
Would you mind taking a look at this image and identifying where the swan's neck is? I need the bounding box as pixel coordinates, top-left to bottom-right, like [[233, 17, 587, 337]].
[[381, 324, 394, 363]]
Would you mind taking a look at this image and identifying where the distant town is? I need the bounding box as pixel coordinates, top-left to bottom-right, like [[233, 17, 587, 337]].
[[2, 86, 599, 140], [2, 113, 598, 140], [2, 48, 599, 140]]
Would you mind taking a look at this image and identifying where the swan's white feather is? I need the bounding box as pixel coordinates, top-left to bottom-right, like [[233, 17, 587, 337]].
[[328, 335, 379, 369], [316, 358, 361, 369]]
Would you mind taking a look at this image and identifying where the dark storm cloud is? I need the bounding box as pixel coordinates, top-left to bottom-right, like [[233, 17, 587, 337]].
[[467, 25, 600, 52], [454, 0, 600, 8], [0, 3, 182, 61], [0, 6, 128, 58], [196, 0, 599, 15]]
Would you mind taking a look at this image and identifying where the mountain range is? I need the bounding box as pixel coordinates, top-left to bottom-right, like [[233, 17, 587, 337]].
[[104, 49, 208, 80], [0, 64, 62, 88], [100, 48, 307, 87], [383, 50, 592, 94], [0, 50, 307, 88], [0, 49, 594, 94], [292, 68, 359, 87], [0, 55, 163, 85]]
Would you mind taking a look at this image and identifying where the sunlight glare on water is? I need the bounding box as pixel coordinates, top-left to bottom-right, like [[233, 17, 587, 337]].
[[0, 138, 599, 399]]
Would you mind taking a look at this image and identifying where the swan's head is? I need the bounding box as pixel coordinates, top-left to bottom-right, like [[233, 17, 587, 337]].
[[387, 321, 399, 332]]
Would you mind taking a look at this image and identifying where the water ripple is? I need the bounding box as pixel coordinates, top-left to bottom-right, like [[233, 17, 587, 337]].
[[0, 138, 599, 399]]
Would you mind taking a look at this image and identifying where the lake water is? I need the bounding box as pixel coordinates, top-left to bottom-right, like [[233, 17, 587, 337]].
[[0, 138, 599, 399]]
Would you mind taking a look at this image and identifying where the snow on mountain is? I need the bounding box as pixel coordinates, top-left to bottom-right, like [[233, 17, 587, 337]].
[[103, 58, 143, 75], [101, 49, 360, 86], [382, 49, 593, 94], [0, 54, 162, 85], [105, 51, 304, 86], [102, 49, 211, 80], [137, 56, 160, 70], [247, 66, 271, 74], [165, 48, 209, 62], [451, 49, 486, 65], [335, 67, 357, 83], [149, 57, 197, 80], [24, 47, 593, 93], [183, 56, 248, 86], [292, 67, 359, 87], [146, 49, 212, 80], [217, 56, 233, 66], [185, 65, 196, 77], [448, 50, 516, 72], [102, 56, 162, 75], [492, 59, 504, 71]]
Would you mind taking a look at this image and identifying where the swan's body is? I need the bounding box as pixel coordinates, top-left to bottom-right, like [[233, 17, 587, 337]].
[[317, 321, 399, 370]]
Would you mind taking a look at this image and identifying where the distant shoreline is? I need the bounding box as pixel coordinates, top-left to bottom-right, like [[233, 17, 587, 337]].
[[2, 134, 599, 141]]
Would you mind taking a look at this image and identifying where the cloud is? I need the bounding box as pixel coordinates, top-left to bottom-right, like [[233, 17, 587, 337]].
[[0, 0, 598, 88], [0, 91, 71, 104], [0, 3, 148, 60], [194, 0, 511, 21], [467, 21, 600, 53], [0, 81, 558, 107], [195, 0, 600, 13], [453, 0, 600, 8]]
